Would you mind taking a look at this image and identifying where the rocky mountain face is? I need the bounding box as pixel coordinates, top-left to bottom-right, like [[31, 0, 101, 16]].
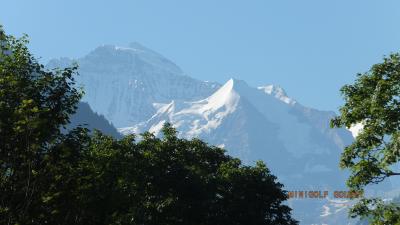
[[48, 43, 219, 127], [49, 43, 372, 225]]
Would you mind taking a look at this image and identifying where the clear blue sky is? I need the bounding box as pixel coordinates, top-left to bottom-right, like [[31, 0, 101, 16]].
[[2, 0, 400, 111]]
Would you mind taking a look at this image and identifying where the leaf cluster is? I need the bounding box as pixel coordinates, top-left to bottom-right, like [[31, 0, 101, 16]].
[[331, 53, 400, 224]]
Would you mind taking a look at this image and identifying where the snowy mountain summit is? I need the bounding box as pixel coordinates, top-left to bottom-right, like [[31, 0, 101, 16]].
[[48, 43, 219, 127], [120, 78, 240, 137], [49, 43, 360, 225], [258, 84, 296, 105]]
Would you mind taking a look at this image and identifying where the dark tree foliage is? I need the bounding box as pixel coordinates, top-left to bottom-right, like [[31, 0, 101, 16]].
[[331, 53, 400, 225], [64, 124, 297, 225], [0, 26, 83, 224], [0, 27, 297, 225]]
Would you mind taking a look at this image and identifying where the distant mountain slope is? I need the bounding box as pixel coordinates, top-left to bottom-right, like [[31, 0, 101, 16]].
[[68, 102, 122, 138]]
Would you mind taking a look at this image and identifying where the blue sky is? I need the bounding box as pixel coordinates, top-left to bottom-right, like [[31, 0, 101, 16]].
[[2, 0, 400, 111]]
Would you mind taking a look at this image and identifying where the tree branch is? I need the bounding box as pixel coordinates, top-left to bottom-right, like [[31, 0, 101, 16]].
[[386, 172, 400, 176]]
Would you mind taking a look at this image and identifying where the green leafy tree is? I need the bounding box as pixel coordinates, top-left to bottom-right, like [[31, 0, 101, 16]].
[[331, 53, 400, 224], [0, 26, 84, 224], [58, 124, 297, 225], [132, 123, 297, 225]]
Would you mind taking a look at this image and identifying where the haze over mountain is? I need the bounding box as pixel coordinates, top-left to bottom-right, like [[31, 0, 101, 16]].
[[48, 43, 380, 225], [68, 102, 122, 138]]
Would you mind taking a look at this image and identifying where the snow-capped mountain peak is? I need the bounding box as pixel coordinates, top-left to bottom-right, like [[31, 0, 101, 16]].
[[258, 84, 296, 105], [121, 79, 241, 137], [202, 78, 240, 113], [47, 43, 219, 127], [81, 43, 184, 76]]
